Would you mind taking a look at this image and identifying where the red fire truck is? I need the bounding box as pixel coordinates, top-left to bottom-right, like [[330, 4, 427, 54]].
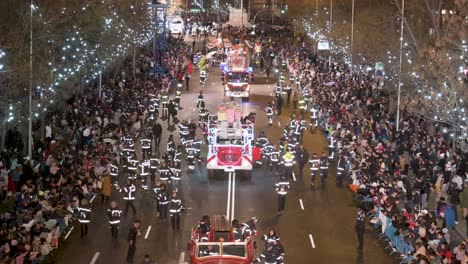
[[221, 45, 254, 99], [206, 98, 254, 178], [188, 215, 255, 264]]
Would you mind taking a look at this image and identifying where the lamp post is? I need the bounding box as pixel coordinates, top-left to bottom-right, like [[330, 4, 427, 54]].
[[396, 0, 404, 132], [28, 0, 33, 159], [350, 0, 355, 76]]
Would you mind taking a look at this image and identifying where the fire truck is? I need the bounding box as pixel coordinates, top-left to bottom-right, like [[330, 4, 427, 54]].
[[221, 45, 254, 99], [188, 215, 256, 264], [206, 98, 254, 178]]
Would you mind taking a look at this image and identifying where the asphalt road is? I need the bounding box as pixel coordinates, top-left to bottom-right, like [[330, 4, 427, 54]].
[[54, 45, 397, 264]]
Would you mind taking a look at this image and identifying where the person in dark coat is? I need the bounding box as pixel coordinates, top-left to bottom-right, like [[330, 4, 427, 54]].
[[127, 219, 141, 263], [276, 95, 283, 115], [355, 208, 365, 252], [152, 122, 162, 148], [296, 145, 309, 177]]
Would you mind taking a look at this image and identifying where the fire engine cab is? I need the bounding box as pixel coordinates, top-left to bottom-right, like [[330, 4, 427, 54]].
[[221, 44, 254, 99], [206, 98, 254, 178], [188, 215, 255, 264]]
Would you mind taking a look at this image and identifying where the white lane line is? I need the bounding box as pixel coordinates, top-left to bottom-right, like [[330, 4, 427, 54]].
[[90, 252, 100, 264], [292, 172, 297, 182], [309, 234, 316, 249], [231, 172, 236, 221], [277, 121, 281, 127], [178, 252, 185, 263], [226, 172, 232, 221], [144, 226, 152, 239], [299, 199, 304, 210], [90, 194, 97, 204], [64, 226, 74, 240]]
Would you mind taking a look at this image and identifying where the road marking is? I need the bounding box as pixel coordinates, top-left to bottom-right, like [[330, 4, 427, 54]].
[[309, 234, 316, 248], [144, 226, 152, 239], [226, 172, 232, 220], [90, 194, 97, 204], [64, 226, 74, 240], [90, 252, 100, 264], [231, 172, 236, 221], [292, 172, 297, 182], [277, 121, 281, 127], [178, 252, 185, 263], [299, 199, 304, 210]]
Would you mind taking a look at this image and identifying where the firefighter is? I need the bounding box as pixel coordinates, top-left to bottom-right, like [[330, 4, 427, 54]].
[[274, 82, 282, 97], [157, 183, 169, 223], [169, 191, 184, 230], [275, 176, 289, 214], [185, 142, 196, 171], [328, 131, 336, 160], [199, 216, 211, 242], [284, 84, 292, 105], [159, 160, 170, 182], [192, 137, 203, 163], [174, 90, 182, 110], [149, 154, 159, 185], [109, 158, 119, 186], [171, 161, 182, 187], [121, 142, 134, 169], [279, 72, 286, 84], [153, 180, 162, 217], [254, 244, 281, 264], [78, 199, 92, 238], [161, 92, 169, 117], [262, 228, 280, 246], [241, 217, 258, 240], [298, 95, 306, 115], [336, 155, 347, 185], [166, 134, 175, 162], [256, 131, 269, 148], [265, 103, 274, 126], [174, 145, 182, 164], [269, 145, 280, 174], [309, 153, 320, 188], [140, 131, 152, 159], [319, 152, 329, 186], [139, 157, 150, 191], [119, 180, 136, 215], [127, 155, 139, 180], [107, 201, 122, 240], [179, 121, 190, 145], [198, 103, 208, 127], [232, 219, 243, 242], [199, 69, 207, 86], [287, 137, 298, 155], [196, 90, 204, 108], [281, 150, 295, 179], [310, 104, 319, 130], [188, 120, 197, 139]]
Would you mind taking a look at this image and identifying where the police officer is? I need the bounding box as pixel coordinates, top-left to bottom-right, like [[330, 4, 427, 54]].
[[196, 90, 204, 108], [120, 180, 136, 216], [275, 176, 289, 214], [296, 144, 309, 178], [319, 152, 329, 186], [169, 191, 184, 230], [157, 183, 169, 224], [309, 153, 320, 188], [265, 103, 274, 126], [107, 201, 122, 240], [78, 199, 92, 238], [356, 208, 365, 252]]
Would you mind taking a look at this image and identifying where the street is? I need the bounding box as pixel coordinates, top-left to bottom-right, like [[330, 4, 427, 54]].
[[54, 59, 396, 264]]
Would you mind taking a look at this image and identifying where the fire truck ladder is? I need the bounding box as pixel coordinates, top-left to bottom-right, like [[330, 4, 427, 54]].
[[150, 0, 170, 75]]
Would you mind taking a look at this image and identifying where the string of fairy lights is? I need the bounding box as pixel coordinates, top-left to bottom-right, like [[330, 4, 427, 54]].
[[301, 8, 467, 141], [4, 1, 155, 124]]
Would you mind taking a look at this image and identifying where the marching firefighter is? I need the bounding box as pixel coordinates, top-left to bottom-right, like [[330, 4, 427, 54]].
[[269, 145, 280, 174], [309, 103, 319, 130], [174, 145, 182, 164], [149, 154, 159, 186], [298, 95, 306, 115], [319, 152, 329, 186], [198, 103, 209, 127], [171, 160, 182, 187], [169, 191, 185, 230], [78, 199, 92, 238], [107, 201, 122, 240], [166, 134, 176, 161], [196, 90, 204, 108], [275, 176, 289, 215], [153, 180, 162, 217], [192, 137, 203, 163], [284, 84, 292, 105], [328, 131, 336, 160], [161, 92, 169, 117], [174, 90, 182, 110], [266, 103, 274, 126], [139, 157, 150, 191], [109, 156, 119, 186], [119, 180, 136, 216], [199, 69, 207, 86], [140, 131, 152, 159], [127, 155, 139, 180], [159, 160, 170, 182], [309, 153, 320, 188], [186, 143, 196, 171], [157, 183, 169, 224], [336, 155, 347, 185], [274, 82, 282, 97]]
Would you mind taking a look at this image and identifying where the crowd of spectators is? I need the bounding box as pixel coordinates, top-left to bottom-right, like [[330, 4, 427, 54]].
[[0, 31, 191, 264]]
